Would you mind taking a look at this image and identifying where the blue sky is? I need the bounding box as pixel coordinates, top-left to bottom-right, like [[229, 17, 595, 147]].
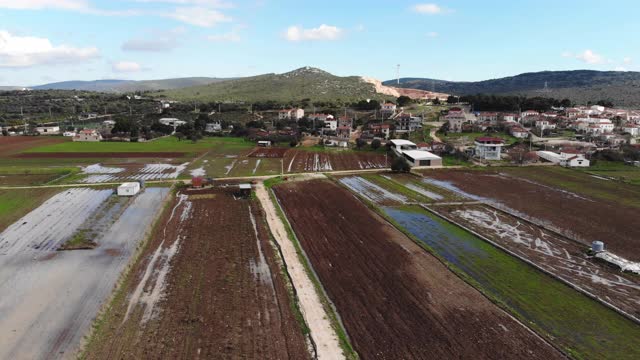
[[0, 0, 638, 86]]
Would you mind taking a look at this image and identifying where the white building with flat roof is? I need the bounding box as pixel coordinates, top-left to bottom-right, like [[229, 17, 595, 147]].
[[117, 182, 141, 196], [389, 139, 442, 167]]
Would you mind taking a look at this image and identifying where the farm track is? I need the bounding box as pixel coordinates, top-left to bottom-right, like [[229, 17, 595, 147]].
[[274, 180, 563, 360], [86, 188, 311, 359]]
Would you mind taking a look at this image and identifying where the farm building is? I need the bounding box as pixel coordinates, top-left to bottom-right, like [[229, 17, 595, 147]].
[[537, 150, 590, 167], [474, 137, 505, 160], [35, 126, 60, 135], [159, 118, 187, 128], [117, 182, 141, 196], [257, 140, 272, 147], [402, 150, 442, 167], [390, 139, 418, 156], [73, 129, 102, 142]]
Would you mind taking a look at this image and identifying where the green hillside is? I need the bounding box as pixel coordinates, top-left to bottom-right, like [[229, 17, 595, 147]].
[[154, 67, 388, 103], [385, 70, 640, 106], [32, 77, 231, 93]]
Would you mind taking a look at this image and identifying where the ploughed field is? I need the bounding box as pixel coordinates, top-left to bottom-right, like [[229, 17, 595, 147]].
[[0, 136, 66, 156], [273, 180, 562, 360], [283, 150, 387, 173], [424, 169, 640, 262], [86, 187, 310, 359]]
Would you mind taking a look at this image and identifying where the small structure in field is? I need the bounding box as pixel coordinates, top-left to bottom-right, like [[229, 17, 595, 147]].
[[537, 150, 590, 167], [35, 126, 60, 135], [257, 140, 272, 147], [238, 183, 252, 198], [117, 182, 141, 196]]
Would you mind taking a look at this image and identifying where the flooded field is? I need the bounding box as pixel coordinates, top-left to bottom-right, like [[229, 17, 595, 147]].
[[0, 187, 170, 359], [383, 206, 640, 359]]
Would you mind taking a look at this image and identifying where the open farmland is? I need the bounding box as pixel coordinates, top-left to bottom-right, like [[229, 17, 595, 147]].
[[0, 188, 58, 230], [85, 187, 311, 359], [284, 150, 387, 173], [431, 203, 640, 322], [0, 136, 67, 156], [0, 187, 169, 359], [423, 169, 640, 262], [274, 180, 562, 359], [384, 206, 640, 359], [76, 162, 189, 183]]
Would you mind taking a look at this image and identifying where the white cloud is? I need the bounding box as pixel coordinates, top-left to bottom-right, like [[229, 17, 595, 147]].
[[413, 3, 445, 14], [122, 27, 185, 52], [285, 24, 343, 41], [164, 6, 231, 27], [112, 61, 142, 72], [0, 30, 99, 67], [0, 0, 89, 10], [562, 49, 606, 64], [426, 31, 438, 38], [623, 57, 632, 64]]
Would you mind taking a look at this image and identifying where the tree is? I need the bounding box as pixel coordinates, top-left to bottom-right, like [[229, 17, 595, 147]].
[[355, 138, 366, 149], [175, 132, 185, 141], [397, 96, 412, 107], [289, 139, 298, 147], [432, 98, 441, 105], [391, 156, 411, 173], [371, 139, 381, 150], [447, 95, 457, 104]]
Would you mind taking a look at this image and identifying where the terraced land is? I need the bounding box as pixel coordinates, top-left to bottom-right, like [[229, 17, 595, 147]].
[[274, 179, 562, 360], [85, 187, 310, 359]]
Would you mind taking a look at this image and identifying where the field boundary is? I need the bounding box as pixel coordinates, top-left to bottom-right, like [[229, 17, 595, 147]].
[[421, 204, 640, 326]]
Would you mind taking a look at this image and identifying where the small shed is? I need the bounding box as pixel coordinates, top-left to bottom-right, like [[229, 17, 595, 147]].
[[257, 140, 272, 147], [238, 183, 252, 198], [117, 182, 141, 197]]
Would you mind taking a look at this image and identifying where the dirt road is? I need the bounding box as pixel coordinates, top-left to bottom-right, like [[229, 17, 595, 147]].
[[255, 183, 344, 360]]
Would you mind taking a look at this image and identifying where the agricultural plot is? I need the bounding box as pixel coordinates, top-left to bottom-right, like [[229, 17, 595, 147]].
[[248, 147, 289, 158], [433, 203, 640, 321], [284, 150, 387, 173], [274, 180, 562, 360], [338, 176, 408, 205], [383, 173, 466, 202], [0, 188, 60, 231], [384, 206, 640, 359], [0, 187, 169, 359], [188, 154, 282, 178], [0, 136, 67, 156], [77, 162, 189, 183], [85, 187, 310, 359], [424, 169, 640, 262]]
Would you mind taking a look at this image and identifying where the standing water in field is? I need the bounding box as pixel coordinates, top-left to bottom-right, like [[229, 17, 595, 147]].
[[382, 206, 640, 359]]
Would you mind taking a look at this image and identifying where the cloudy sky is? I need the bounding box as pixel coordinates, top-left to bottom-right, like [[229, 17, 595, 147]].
[[0, 0, 637, 86]]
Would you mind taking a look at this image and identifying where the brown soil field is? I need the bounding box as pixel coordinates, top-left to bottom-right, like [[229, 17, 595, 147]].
[[248, 147, 289, 158], [85, 187, 311, 359], [15, 151, 187, 159], [283, 150, 387, 173], [274, 180, 563, 360], [0, 136, 67, 156], [0, 173, 60, 186], [424, 169, 640, 262]]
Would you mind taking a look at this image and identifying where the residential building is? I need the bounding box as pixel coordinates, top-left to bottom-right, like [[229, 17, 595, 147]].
[[510, 126, 529, 138], [390, 139, 418, 156], [73, 129, 102, 142], [521, 110, 539, 118], [535, 119, 557, 131], [502, 113, 518, 123], [381, 102, 397, 115], [443, 107, 467, 133], [159, 118, 186, 127], [336, 125, 351, 139], [35, 126, 60, 135], [623, 124, 640, 136], [278, 108, 304, 120], [402, 150, 443, 167], [477, 112, 499, 125], [474, 137, 505, 160], [396, 113, 422, 132], [369, 123, 391, 139], [324, 118, 338, 131], [205, 122, 222, 133]]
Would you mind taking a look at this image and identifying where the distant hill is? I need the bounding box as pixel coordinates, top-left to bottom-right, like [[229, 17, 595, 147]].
[[32, 77, 231, 92], [154, 67, 389, 103], [384, 70, 640, 107], [0, 86, 25, 91]]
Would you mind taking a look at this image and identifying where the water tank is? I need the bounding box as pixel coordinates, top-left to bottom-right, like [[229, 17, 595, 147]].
[[592, 241, 605, 253]]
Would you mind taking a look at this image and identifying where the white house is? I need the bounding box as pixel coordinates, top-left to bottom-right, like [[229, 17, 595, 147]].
[[502, 113, 518, 123], [324, 118, 338, 131], [278, 108, 305, 120], [510, 126, 529, 139], [117, 182, 141, 196], [521, 110, 539, 118], [205, 122, 222, 133], [390, 139, 418, 156], [535, 119, 557, 131], [159, 118, 186, 127], [585, 120, 615, 135], [35, 126, 60, 135], [537, 150, 590, 167], [63, 131, 76, 137], [73, 129, 102, 142], [381, 103, 397, 114], [474, 137, 505, 160], [622, 124, 640, 136]]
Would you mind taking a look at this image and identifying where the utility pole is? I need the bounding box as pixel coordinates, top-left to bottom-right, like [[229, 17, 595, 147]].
[[396, 64, 400, 85]]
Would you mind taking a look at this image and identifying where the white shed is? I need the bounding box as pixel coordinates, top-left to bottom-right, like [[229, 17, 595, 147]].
[[117, 182, 141, 196]]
